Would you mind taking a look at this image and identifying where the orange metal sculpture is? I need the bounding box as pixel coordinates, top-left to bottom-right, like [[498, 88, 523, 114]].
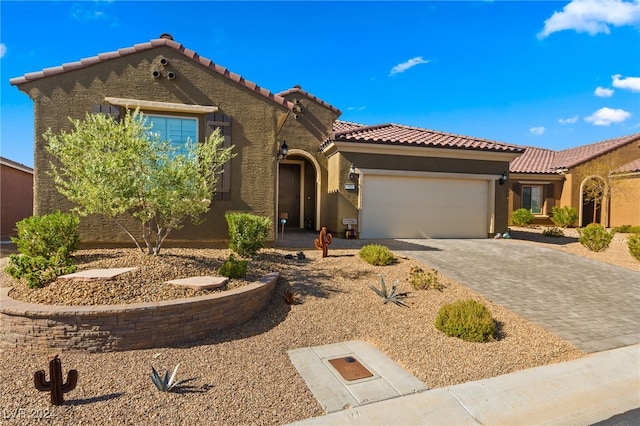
[[314, 227, 332, 258]]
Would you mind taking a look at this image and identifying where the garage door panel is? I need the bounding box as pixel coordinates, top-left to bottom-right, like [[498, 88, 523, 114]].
[[361, 175, 488, 239]]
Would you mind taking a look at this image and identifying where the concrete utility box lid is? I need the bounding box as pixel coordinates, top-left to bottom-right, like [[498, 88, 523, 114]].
[[166, 276, 228, 290], [59, 268, 137, 281]]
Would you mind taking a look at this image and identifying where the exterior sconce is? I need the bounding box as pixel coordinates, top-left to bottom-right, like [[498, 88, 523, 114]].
[[277, 140, 289, 160], [348, 164, 358, 180], [499, 171, 508, 185]]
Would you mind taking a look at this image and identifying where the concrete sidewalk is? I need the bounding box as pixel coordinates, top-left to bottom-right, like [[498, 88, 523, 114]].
[[290, 344, 640, 426]]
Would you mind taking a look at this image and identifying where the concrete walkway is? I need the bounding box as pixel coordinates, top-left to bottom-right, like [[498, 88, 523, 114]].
[[290, 344, 640, 426]]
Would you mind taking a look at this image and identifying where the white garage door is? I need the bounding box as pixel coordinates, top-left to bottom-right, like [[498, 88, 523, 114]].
[[360, 174, 489, 238]]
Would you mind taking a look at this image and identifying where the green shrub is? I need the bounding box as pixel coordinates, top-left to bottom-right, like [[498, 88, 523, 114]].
[[551, 206, 578, 228], [542, 226, 564, 237], [578, 223, 615, 252], [5, 249, 76, 289], [225, 212, 271, 258], [218, 254, 247, 279], [359, 244, 394, 266], [612, 225, 640, 234], [511, 208, 534, 227], [435, 299, 496, 343], [628, 234, 640, 261], [408, 266, 443, 291], [11, 212, 80, 258]]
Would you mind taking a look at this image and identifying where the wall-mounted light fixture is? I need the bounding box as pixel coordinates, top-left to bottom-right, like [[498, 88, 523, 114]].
[[277, 140, 289, 160], [499, 171, 508, 185], [348, 164, 358, 180]]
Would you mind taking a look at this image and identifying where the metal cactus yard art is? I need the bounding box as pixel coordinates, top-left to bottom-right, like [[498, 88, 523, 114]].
[[313, 227, 332, 258], [34, 355, 78, 405]]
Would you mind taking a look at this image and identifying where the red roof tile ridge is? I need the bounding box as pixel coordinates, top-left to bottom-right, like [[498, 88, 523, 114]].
[[277, 86, 342, 115], [333, 123, 393, 138], [614, 158, 640, 174], [552, 132, 640, 169], [9, 36, 294, 110], [387, 122, 517, 146]]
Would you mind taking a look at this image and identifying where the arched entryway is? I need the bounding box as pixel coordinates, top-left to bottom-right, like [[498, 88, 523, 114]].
[[277, 149, 321, 234], [580, 175, 606, 227]]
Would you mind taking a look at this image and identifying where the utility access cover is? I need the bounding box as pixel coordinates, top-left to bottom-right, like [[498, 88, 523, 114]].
[[328, 356, 373, 381]]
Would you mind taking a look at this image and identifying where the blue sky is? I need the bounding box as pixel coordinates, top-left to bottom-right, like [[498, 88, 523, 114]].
[[1, 0, 639, 168]]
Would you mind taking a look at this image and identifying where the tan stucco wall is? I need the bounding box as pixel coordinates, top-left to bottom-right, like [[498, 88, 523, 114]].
[[17, 47, 293, 244], [508, 175, 564, 226], [609, 176, 640, 226]]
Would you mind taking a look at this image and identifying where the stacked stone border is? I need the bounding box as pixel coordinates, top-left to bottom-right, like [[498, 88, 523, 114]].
[[0, 272, 279, 352]]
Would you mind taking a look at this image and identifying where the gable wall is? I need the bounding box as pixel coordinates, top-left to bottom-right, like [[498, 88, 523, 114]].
[[18, 46, 286, 244]]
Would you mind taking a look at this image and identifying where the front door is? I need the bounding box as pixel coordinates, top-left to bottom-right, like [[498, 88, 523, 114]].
[[279, 163, 301, 227]]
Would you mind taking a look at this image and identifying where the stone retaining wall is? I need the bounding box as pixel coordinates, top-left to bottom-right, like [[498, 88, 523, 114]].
[[0, 273, 279, 352]]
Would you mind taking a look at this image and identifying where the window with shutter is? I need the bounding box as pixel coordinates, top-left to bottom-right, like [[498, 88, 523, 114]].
[[205, 113, 232, 199]]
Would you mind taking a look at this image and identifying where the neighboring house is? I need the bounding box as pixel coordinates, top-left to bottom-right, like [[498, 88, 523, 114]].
[[9, 34, 523, 245], [508, 133, 640, 227], [1, 157, 34, 239]]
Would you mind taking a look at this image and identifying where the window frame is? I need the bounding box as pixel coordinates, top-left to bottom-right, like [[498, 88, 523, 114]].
[[522, 184, 544, 215], [144, 113, 199, 155]]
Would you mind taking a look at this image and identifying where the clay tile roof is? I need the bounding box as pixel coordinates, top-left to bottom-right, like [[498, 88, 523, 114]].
[[510, 132, 640, 174], [323, 122, 523, 153], [332, 120, 367, 132], [9, 36, 293, 111], [551, 133, 640, 169], [509, 146, 557, 174], [277, 86, 342, 115], [614, 158, 640, 174]]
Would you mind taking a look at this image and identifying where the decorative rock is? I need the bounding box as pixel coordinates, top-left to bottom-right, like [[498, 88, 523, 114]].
[[59, 268, 137, 281], [165, 276, 228, 290]]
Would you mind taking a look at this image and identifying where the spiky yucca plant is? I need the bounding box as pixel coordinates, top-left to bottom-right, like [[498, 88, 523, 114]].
[[150, 364, 184, 392], [368, 274, 409, 307]]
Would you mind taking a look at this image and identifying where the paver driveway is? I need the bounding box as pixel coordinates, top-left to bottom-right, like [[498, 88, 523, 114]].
[[393, 239, 640, 353]]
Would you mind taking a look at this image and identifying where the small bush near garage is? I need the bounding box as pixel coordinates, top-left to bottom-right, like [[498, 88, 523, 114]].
[[511, 208, 534, 227], [628, 234, 640, 261], [612, 225, 640, 234], [225, 212, 271, 258], [359, 244, 394, 266], [542, 226, 564, 237], [435, 299, 496, 343], [551, 206, 578, 228], [408, 266, 443, 291], [578, 223, 615, 252]]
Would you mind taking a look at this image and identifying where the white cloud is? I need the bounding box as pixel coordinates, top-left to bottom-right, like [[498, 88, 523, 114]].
[[538, 0, 640, 39], [0, 43, 5, 59], [559, 116, 579, 124], [389, 56, 430, 76], [594, 86, 614, 97], [529, 126, 546, 135], [612, 74, 640, 92], [347, 106, 366, 111], [584, 107, 632, 125], [71, 1, 119, 27]]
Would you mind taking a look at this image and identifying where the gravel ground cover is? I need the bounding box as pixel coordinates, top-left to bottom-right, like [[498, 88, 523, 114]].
[[3, 230, 634, 425]]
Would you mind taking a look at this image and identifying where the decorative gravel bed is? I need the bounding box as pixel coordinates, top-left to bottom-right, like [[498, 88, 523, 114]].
[[0, 244, 585, 425]]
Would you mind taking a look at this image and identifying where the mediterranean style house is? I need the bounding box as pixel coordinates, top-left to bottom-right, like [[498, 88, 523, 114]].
[[10, 34, 523, 245], [508, 133, 640, 228]]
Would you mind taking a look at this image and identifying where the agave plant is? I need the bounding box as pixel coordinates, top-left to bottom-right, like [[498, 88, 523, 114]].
[[368, 274, 409, 308], [150, 364, 184, 392], [283, 290, 299, 305]]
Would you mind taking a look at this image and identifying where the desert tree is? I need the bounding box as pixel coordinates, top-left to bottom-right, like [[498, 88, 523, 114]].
[[44, 108, 235, 255]]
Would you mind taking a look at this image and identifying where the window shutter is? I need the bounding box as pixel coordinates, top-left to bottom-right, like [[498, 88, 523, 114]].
[[546, 184, 555, 215], [512, 183, 521, 208], [92, 104, 121, 121], [205, 113, 232, 196]]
